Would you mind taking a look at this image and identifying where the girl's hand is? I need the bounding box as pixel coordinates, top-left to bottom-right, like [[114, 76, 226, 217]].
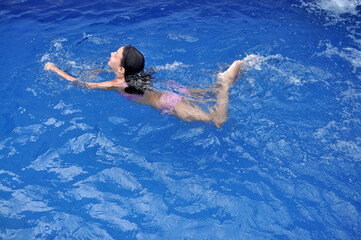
[[44, 62, 77, 81], [44, 62, 57, 71]]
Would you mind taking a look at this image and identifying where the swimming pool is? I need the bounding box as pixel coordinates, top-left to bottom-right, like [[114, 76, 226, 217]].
[[0, 0, 360, 239]]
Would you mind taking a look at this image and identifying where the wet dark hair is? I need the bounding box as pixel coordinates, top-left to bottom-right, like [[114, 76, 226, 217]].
[[121, 45, 153, 95]]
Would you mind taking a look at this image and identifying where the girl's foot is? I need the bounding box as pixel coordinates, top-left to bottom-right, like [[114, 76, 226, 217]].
[[241, 54, 259, 68], [218, 60, 243, 86], [213, 54, 259, 92]]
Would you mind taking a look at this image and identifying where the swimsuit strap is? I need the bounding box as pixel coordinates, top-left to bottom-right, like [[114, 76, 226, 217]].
[[114, 78, 128, 87]]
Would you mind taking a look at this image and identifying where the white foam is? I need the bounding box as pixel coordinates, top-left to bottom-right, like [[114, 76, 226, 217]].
[[51, 166, 87, 181], [298, 0, 361, 77], [240, 54, 264, 71], [67, 60, 77, 68], [40, 53, 50, 62], [44, 118, 64, 127], [89, 36, 111, 45], [247, 54, 334, 86], [341, 88, 361, 101], [0, 183, 12, 192], [333, 139, 361, 161], [54, 100, 82, 115], [314, 121, 337, 143], [289, 76, 302, 85], [173, 48, 186, 53], [108, 116, 128, 125], [155, 61, 188, 71], [179, 34, 198, 42], [62, 118, 92, 134], [67, 133, 95, 153], [44, 118, 57, 125], [318, 0, 360, 15], [318, 41, 361, 71], [54, 42, 62, 50], [167, 33, 199, 42], [53, 37, 68, 43], [81, 32, 110, 45], [301, 0, 361, 16]]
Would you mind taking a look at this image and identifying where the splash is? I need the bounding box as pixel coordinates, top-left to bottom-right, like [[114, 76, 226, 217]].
[[317, 41, 361, 74], [318, 0, 360, 15], [167, 33, 199, 42], [301, 0, 361, 17], [154, 61, 189, 71], [244, 54, 333, 86]]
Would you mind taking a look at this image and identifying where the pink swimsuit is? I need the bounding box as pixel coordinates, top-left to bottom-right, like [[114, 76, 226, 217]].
[[117, 79, 189, 114], [159, 80, 190, 114], [119, 91, 143, 101], [159, 91, 183, 114]]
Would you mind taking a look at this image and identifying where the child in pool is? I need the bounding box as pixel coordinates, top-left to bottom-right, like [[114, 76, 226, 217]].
[[44, 45, 256, 128]]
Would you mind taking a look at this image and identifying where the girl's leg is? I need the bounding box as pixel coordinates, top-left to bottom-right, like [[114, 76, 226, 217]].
[[173, 60, 243, 128], [173, 101, 212, 123], [173, 56, 257, 127], [211, 60, 243, 127]]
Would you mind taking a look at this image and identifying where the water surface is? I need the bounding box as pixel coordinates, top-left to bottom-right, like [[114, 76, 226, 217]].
[[0, 0, 360, 239]]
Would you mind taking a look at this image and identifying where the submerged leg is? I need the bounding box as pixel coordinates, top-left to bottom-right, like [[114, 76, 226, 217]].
[[173, 61, 242, 128], [173, 101, 212, 123], [173, 55, 257, 128]]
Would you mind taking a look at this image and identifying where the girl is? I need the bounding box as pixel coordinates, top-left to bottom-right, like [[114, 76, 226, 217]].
[[44, 45, 256, 128]]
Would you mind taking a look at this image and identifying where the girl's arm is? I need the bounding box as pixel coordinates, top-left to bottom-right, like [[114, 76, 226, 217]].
[[44, 62, 77, 81], [44, 62, 123, 91]]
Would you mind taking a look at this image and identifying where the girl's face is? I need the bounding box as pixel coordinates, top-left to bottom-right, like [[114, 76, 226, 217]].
[[108, 46, 124, 72]]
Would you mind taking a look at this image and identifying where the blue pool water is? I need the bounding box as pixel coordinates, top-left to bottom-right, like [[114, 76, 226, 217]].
[[1, 0, 361, 239]]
